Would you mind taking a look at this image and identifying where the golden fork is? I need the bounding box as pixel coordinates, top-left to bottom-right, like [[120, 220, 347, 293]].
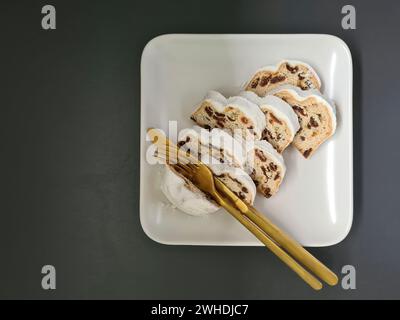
[[212, 170, 338, 287], [174, 162, 323, 290], [147, 128, 338, 290]]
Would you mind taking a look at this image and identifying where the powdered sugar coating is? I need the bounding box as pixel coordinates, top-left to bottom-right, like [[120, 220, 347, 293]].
[[161, 165, 219, 216]]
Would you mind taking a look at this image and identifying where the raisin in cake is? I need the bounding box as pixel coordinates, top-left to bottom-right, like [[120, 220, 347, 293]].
[[177, 126, 246, 168], [240, 91, 300, 153], [245, 60, 321, 97], [269, 85, 336, 158], [245, 140, 286, 198], [161, 164, 219, 216], [190, 90, 266, 140]]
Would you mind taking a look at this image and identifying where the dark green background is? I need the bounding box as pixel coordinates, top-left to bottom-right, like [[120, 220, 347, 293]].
[[1, 0, 400, 299]]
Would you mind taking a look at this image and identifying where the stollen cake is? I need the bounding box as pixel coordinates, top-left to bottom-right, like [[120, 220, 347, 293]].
[[190, 90, 266, 140], [245, 140, 286, 198], [240, 91, 300, 153], [269, 85, 337, 159], [177, 126, 246, 168], [245, 60, 321, 97]]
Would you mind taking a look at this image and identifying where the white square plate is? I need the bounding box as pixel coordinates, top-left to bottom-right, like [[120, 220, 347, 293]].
[[140, 34, 353, 247]]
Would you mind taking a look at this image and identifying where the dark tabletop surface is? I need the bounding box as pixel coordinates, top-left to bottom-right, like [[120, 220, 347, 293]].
[[1, 0, 400, 299]]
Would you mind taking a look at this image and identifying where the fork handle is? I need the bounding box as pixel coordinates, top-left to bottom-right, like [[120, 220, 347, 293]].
[[214, 178, 338, 287], [214, 194, 322, 290], [245, 205, 338, 286]]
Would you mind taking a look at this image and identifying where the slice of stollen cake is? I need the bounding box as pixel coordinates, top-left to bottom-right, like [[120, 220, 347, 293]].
[[269, 85, 337, 158], [245, 60, 321, 97]]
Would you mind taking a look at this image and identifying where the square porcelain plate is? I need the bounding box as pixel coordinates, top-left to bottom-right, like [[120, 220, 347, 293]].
[[140, 34, 353, 247]]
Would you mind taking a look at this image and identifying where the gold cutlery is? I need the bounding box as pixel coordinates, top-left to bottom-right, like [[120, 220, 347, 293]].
[[213, 177, 338, 287]]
